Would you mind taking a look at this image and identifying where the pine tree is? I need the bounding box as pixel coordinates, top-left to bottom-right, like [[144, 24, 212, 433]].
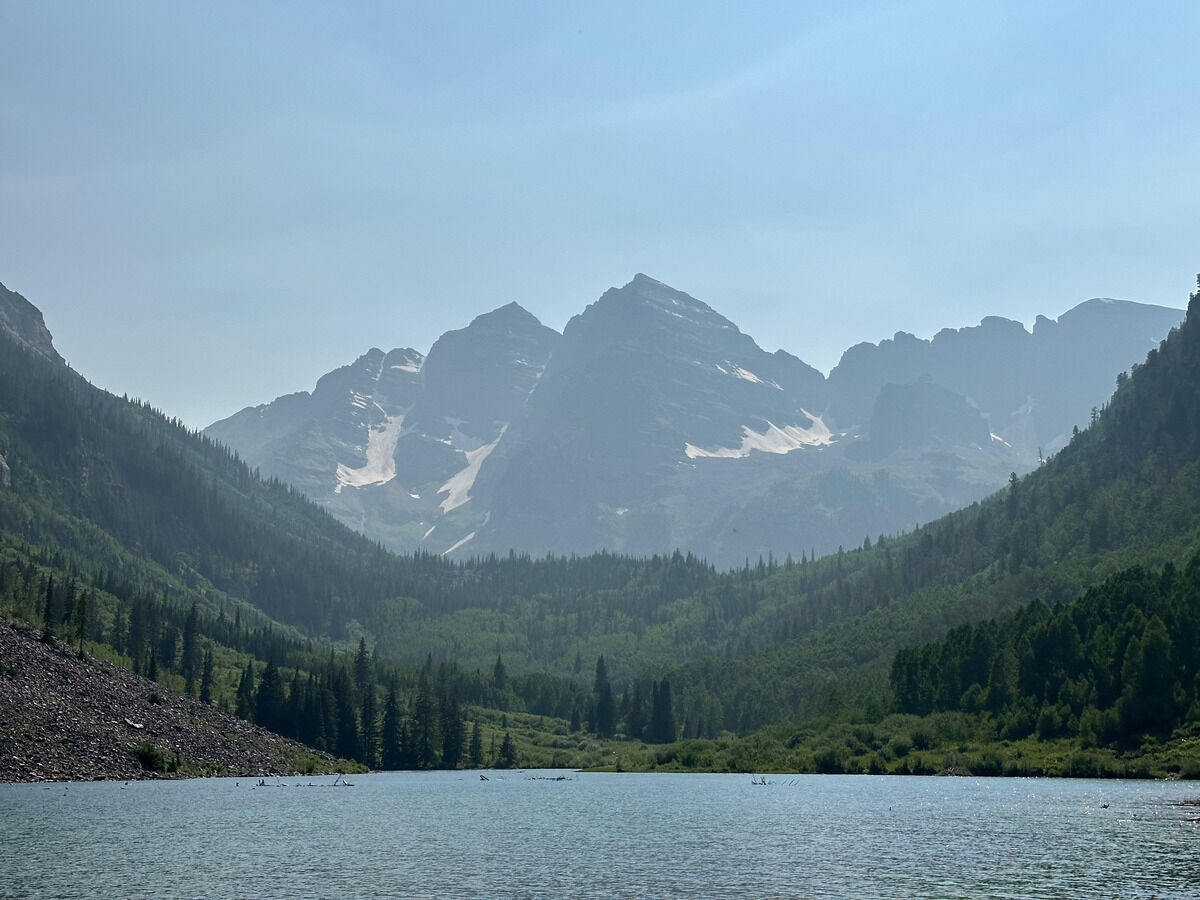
[[359, 686, 379, 769], [593, 656, 615, 737], [498, 731, 517, 769], [649, 679, 676, 743], [255, 661, 286, 732], [411, 677, 438, 768], [493, 655, 506, 692], [468, 720, 484, 768], [40, 574, 55, 643], [441, 695, 465, 769], [235, 660, 255, 719], [380, 686, 403, 770], [354, 637, 371, 700], [72, 589, 90, 657], [625, 682, 645, 740], [331, 667, 359, 762], [181, 601, 200, 695], [199, 648, 215, 704]]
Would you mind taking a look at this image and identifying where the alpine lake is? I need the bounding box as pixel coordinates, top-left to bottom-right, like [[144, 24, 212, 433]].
[[2, 771, 1197, 898]]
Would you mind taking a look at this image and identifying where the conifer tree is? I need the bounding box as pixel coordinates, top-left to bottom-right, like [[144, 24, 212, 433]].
[[181, 601, 200, 694], [498, 731, 517, 769], [411, 677, 438, 768], [41, 574, 55, 643], [441, 695, 465, 769], [235, 660, 255, 719], [380, 686, 403, 770], [493, 655, 506, 692], [255, 661, 286, 732], [593, 656, 615, 737], [331, 667, 360, 762], [468, 720, 484, 768], [649, 679, 676, 743], [354, 637, 371, 700], [199, 648, 215, 704], [72, 589, 90, 657], [359, 685, 379, 768]]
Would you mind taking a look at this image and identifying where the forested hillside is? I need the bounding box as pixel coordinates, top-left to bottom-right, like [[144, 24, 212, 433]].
[[655, 277, 1200, 738]]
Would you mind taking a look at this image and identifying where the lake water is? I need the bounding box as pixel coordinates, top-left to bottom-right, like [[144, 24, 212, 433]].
[[2, 771, 1197, 898]]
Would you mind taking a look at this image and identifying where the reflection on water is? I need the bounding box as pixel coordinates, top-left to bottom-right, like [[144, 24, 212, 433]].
[[2, 772, 1198, 898]]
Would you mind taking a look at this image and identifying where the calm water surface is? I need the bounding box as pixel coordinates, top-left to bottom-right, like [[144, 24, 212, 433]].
[[2, 771, 1197, 898]]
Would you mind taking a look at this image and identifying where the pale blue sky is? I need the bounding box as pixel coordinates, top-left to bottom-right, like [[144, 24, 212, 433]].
[[2, 1, 1197, 427]]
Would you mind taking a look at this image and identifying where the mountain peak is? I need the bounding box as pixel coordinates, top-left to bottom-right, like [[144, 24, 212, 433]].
[[466, 301, 546, 333], [0, 281, 64, 365]]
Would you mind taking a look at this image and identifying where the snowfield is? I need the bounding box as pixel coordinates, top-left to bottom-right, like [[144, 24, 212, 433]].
[[334, 414, 406, 491], [438, 424, 509, 513], [684, 413, 836, 459]]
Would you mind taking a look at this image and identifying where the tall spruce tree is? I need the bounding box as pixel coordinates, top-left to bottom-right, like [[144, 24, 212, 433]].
[[593, 656, 615, 737], [235, 660, 255, 719], [380, 685, 403, 770], [181, 601, 200, 694], [468, 720, 484, 768], [360, 685, 379, 768], [441, 695, 465, 769], [199, 648, 215, 704]]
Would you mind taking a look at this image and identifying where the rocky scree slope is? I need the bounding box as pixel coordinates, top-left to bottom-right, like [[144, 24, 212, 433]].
[[0, 621, 344, 782]]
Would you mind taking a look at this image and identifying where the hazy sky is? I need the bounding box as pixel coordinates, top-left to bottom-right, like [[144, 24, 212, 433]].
[[3, 1, 1198, 428]]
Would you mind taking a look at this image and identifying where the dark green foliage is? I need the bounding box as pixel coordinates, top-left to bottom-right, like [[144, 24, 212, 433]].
[[468, 720, 483, 768], [254, 661, 286, 733], [647, 679, 676, 743], [593, 656, 615, 738], [497, 731, 517, 768], [891, 553, 1200, 747], [181, 601, 199, 694], [199, 648, 215, 704], [440, 695, 464, 769], [380, 686, 403, 770], [132, 741, 179, 773], [235, 661, 255, 719], [359, 684, 379, 769]]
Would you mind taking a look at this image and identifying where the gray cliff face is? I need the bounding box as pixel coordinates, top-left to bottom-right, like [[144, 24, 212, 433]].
[[0, 281, 64, 365], [206, 301, 559, 555], [204, 277, 1184, 567], [826, 298, 1184, 459]]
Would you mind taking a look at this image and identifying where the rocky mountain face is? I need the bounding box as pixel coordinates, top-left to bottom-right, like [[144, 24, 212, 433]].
[[208, 301, 560, 553], [0, 280, 64, 365], [206, 276, 1184, 567]]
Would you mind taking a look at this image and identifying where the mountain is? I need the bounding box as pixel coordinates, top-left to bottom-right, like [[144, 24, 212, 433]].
[[5, 271, 1200, 777], [208, 276, 1184, 567], [664, 279, 1200, 742], [827, 297, 1184, 457], [208, 301, 559, 552], [0, 280, 63, 365]]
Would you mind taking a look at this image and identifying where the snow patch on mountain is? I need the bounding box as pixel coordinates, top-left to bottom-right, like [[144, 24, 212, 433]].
[[334, 414, 406, 492], [715, 362, 782, 390], [443, 531, 475, 555], [438, 424, 509, 512], [684, 413, 836, 459]]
